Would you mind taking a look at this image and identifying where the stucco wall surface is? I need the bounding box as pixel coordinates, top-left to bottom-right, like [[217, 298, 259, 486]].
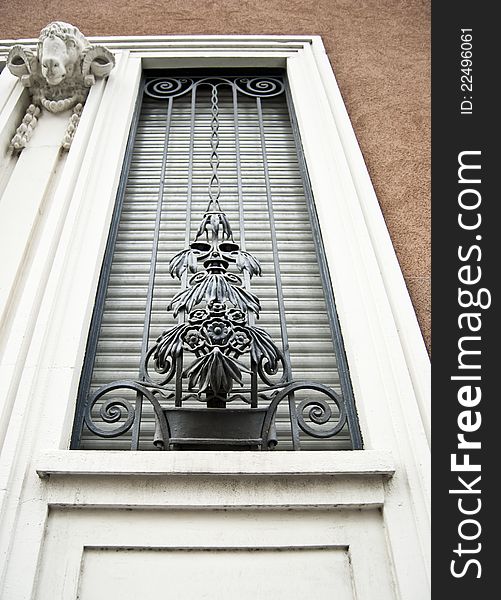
[[0, 0, 430, 350]]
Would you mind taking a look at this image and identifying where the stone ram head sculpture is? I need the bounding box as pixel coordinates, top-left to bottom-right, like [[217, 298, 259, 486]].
[[7, 21, 115, 151]]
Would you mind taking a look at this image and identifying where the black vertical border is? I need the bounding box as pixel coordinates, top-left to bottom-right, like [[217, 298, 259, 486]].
[[432, 2, 497, 595]]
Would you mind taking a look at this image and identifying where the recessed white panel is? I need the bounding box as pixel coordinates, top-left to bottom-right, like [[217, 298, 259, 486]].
[[78, 547, 354, 600]]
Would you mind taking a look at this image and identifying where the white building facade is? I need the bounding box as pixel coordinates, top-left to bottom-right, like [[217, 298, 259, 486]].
[[0, 31, 430, 599]]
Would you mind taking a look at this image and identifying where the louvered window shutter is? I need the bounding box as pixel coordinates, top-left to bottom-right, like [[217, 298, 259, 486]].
[[71, 72, 362, 451]]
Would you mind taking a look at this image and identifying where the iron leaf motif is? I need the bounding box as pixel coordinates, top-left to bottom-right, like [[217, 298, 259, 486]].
[[183, 348, 251, 394], [168, 249, 198, 279], [167, 273, 261, 317]]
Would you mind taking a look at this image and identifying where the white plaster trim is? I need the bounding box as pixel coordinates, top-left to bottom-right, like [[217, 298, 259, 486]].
[[310, 38, 430, 442], [286, 42, 430, 594], [0, 75, 24, 196], [0, 115, 72, 367], [42, 479, 387, 511], [0, 68, 19, 114], [0, 52, 140, 593], [35, 449, 395, 478], [1, 34, 314, 47], [33, 510, 397, 600]]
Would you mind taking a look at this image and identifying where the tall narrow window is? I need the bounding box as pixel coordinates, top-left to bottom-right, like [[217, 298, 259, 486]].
[[71, 71, 362, 451]]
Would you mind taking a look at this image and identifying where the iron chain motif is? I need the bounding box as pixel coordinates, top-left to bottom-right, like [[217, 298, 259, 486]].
[[83, 75, 350, 450]]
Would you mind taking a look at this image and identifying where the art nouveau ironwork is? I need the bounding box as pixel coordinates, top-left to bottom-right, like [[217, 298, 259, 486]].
[[71, 74, 362, 450]]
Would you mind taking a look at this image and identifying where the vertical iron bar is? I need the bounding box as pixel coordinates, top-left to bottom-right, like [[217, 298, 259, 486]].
[[140, 96, 174, 359], [175, 86, 197, 407], [185, 86, 197, 248], [207, 84, 221, 212], [70, 76, 145, 449], [284, 79, 363, 449], [233, 86, 248, 267], [233, 84, 257, 407], [132, 95, 173, 448], [256, 96, 300, 449]]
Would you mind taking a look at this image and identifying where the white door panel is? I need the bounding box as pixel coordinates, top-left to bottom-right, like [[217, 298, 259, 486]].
[[79, 548, 353, 600], [35, 508, 396, 600]]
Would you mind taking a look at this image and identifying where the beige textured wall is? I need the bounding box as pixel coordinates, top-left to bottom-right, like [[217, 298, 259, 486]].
[[0, 0, 430, 350]]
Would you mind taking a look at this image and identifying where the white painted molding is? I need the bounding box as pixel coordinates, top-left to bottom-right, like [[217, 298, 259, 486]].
[[34, 510, 396, 599], [310, 37, 431, 443], [41, 475, 387, 511], [0, 72, 24, 195], [0, 112, 68, 338], [0, 67, 19, 115], [287, 41, 430, 594], [35, 449, 395, 478], [0, 78, 108, 456]]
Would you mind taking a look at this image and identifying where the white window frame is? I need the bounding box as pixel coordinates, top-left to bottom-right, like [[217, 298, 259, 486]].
[[0, 36, 430, 598]]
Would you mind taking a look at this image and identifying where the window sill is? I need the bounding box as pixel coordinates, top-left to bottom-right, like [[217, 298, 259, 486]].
[[35, 449, 394, 479]]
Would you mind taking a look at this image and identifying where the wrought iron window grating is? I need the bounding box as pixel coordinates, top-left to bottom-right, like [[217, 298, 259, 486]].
[[71, 72, 362, 451]]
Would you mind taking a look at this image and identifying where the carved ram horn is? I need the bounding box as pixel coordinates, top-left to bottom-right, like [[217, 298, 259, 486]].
[[6, 22, 115, 152], [81, 45, 115, 86], [7, 45, 38, 85]]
